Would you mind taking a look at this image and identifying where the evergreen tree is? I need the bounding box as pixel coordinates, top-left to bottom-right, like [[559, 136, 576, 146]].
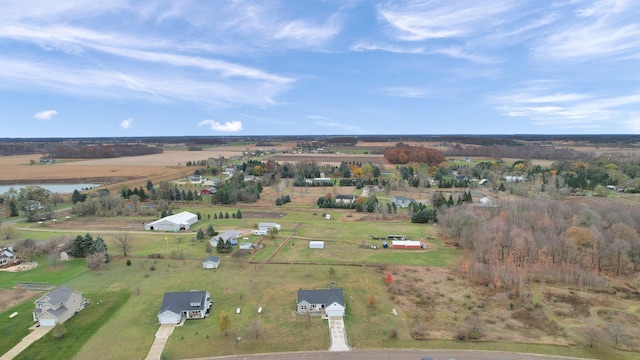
[[9, 200, 19, 216], [224, 212, 230, 219], [146, 180, 154, 191], [197, 228, 205, 241], [236, 209, 242, 219], [206, 224, 216, 236]]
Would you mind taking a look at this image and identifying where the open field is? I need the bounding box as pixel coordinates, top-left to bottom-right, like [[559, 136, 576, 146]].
[[2, 142, 640, 360]]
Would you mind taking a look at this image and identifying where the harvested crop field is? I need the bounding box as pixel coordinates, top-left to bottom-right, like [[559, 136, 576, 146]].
[[266, 153, 385, 166]]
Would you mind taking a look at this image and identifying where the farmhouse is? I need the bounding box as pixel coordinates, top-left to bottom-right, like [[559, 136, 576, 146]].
[[258, 222, 281, 232], [391, 240, 426, 249], [309, 241, 325, 249], [390, 196, 415, 208], [144, 211, 198, 231], [202, 256, 220, 269], [33, 286, 87, 326], [209, 230, 242, 247], [157, 290, 212, 325], [297, 288, 345, 317]]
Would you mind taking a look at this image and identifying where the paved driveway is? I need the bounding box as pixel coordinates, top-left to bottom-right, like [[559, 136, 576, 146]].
[[145, 324, 176, 360], [0, 326, 52, 360], [327, 316, 350, 351]]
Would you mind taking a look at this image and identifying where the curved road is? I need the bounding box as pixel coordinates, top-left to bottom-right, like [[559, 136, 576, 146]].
[[188, 349, 594, 360]]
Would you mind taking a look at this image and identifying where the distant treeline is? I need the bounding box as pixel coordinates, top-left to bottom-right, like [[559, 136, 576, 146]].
[[48, 144, 163, 159], [444, 144, 585, 161]]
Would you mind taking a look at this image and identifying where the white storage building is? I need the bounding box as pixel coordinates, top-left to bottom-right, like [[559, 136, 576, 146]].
[[309, 241, 325, 249], [144, 211, 198, 231]]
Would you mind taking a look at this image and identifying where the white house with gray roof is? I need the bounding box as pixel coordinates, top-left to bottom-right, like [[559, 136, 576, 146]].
[[297, 288, 345, 317], [33, 286, 87, 326], [157, 290, 212, 325], [209, 230, 242, 247]]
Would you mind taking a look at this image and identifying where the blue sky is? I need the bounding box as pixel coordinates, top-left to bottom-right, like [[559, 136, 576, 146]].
[[1, 0, 639, 137]]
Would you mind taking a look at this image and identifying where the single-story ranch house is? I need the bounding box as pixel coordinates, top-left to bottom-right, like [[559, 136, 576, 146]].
[[157, 290, 212, 325], [202, 256, 220, 269], [144, 211, 198, 231], [297, 288, 345, 317], [258, 222, 281, 232], [33, 286, 87, 326], [209, 230, 242, 247], [390, 196, 415, 208]]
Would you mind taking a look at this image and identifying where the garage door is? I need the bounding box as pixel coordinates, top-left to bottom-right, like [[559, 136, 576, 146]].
[[39, 318, 56, 327]]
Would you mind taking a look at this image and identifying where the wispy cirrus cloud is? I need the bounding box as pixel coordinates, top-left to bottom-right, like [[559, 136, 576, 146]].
[[198, 119, 243, 132], [379, 87, 433, 99], [492, 84, 640, 130], [34, 109, 57, 120], [534, 0, 640, 61], [377, 0, 521, 41]]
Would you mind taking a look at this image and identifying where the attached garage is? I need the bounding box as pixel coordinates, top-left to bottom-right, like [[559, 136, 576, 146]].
[[38, 317, 56, 327], [158, 310, 182, 325]]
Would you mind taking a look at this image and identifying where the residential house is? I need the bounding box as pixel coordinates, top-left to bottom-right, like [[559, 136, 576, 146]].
[[305, 177, 332, 185], [144, 211, 198, 231], [335, 195, 356, 204], [361, 185, 383, 197], [243, 175, 257, 183], [297, 288, 345, 317], [505, 175, 525, 182], [157, 290, 212, 325], [390, 196, 415, 208], [202, 256, 220, 269], [0, 247, 17, 268], [200, 187, 217, 195], [258, 222, 281, 232], [33, 286, 87, 326], [209, 230, 242, 247]]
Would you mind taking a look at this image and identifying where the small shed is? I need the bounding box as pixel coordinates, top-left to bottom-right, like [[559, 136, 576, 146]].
[[309, 241, 325, 249], [239, 243, 252, 250], [202, 256, 220, 269]]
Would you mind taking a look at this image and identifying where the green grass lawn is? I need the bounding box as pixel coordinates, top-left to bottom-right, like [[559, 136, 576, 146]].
[[0, 257, 88, 289], [14, 291, 129, 360], [0, 297, 41, 355]]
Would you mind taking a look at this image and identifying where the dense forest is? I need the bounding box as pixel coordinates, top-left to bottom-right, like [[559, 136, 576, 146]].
[[384, 144, 446, 165]]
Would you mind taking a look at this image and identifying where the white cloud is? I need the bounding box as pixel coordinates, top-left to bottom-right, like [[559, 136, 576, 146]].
[[33, 109, 57, 120], [315, 120, 367, 134], [380, 87, 432, 99], [378, 1, 520, 41], [198, 119, 243, 132], [120, 118, 133, 129], [306, 115, 326, 120]]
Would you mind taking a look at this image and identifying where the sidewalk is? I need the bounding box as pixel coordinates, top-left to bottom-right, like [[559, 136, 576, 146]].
[[0, 326, 52, 360]]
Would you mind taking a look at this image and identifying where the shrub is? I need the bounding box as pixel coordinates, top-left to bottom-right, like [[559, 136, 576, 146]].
[[126, 259, 132, 266]]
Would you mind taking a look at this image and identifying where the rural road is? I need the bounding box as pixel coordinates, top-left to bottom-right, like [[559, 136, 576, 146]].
[[187, 349, 595, 360]]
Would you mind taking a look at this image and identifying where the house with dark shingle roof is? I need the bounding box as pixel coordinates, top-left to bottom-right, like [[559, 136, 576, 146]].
[[297, 288, 345, 317], [390, 195, 415, 208], [33, 286, 87, 326], [202, 256, 220, 269], [157, 290, 212, 324]]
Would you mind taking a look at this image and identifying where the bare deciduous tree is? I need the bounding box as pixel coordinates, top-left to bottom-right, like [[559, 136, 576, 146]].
[[113, 231, 133, 257]]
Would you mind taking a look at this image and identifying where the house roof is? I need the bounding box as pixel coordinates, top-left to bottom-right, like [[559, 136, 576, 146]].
[[335, 195, 356, 200], [390, 195, 414, 202], [213, 230, 242, 242], [297, 288, 345, 307], [159, 291, 209, 315], [35, 285, 77, 306], [258, 222, 279, 227], [147, 211, 197, 226], [203, 256, 220, 263]]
